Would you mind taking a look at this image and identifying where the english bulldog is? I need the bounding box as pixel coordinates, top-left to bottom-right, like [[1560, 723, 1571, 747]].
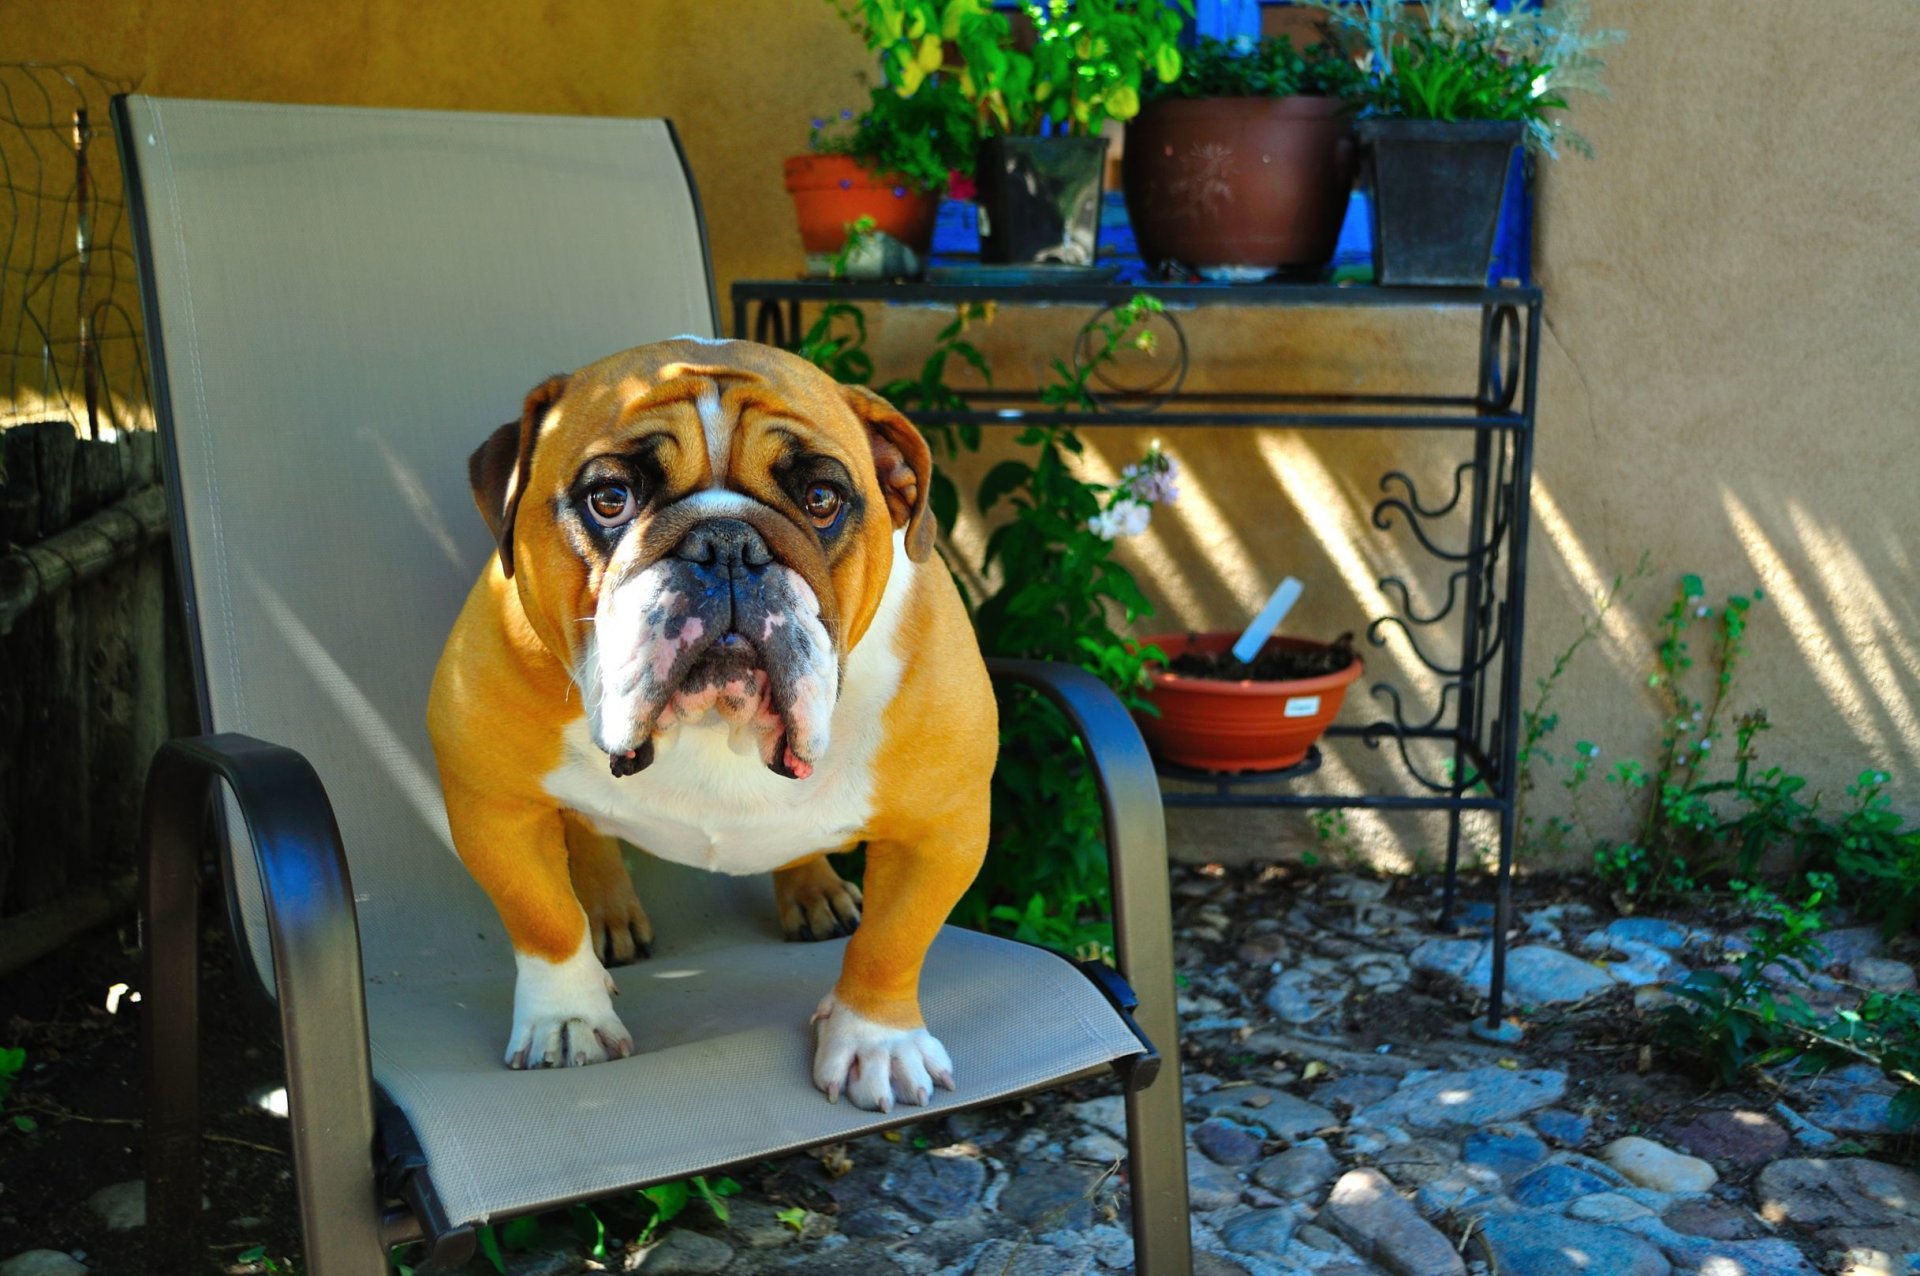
[[427, 338, 997, 1112]]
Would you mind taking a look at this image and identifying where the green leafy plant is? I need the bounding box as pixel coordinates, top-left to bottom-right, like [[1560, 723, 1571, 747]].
[[1659, 875, 1920, 1130], [963, 296, 1177, 956], [833, 0, 1191, 136], [1305, 0, 1622, 157], [809, 77, 978, 192], [1147, 33, 1363, 102]]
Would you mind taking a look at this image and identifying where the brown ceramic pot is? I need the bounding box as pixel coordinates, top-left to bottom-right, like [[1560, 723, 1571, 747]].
[[1123, 96, 1357, 279]]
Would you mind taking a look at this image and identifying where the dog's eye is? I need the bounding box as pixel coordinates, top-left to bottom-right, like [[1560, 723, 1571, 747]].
[[802, 483, 844, 529], [586, 482, 636, 528]]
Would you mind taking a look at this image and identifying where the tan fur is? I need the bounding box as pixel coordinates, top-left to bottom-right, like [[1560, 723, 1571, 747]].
[[428, 338, 996, 1057]]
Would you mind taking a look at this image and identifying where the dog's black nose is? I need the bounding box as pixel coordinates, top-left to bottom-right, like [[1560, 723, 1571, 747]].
[[673, 518, 772, 574]]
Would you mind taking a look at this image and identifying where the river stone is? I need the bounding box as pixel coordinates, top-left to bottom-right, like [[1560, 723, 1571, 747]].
[[998, 1163, 1101, 1230], [1850, 957, 1917, 993], [1474, 1215, 1671, 1276], [1375, 1137, 1461, 1189], [87, 1180, 151, 1230], [964, 1238, 1093, 1276], [1602, 1136, 1719, 1193], [1463, 1129, 1548, 1178], [1510, 1162, 1616, 1207], [1316, 1074, 1399, 1113], [1504, 946, 1618, 1005], [1067, 1095, 1127, 1140], [1218, 1205, 1302, 1260], [1567, 1192, 1660, 1224], [1660, 1198, 1768, 1240], [1666, 1109, 1790, 1167], [1361, 1066, 1567, 1130], [1618, 1217, 1821, 1276], [1758, 1157, 1920, 1232], [1254, 1142, 1339, 1201], [0, 1255, 90, 1276], [1415, 1165, 1508, 1221], [896, 1151, 988, 1220], [1067, 1131, 1126, 1164], [640, 1230, 735, 1274], [1193, 1117, 1265, 1167], [1188, 1157, 1245, 1213], [1593, 917, 1695, 951], [1321, 1169, 1466, 1276], [1194, 1087, 1336, 1140], [1533, 1108, 1591, 1147], [1409, 938, 1492, 988], [1817, 925, 1884, 968], [1265, 969, 1348, 1025], [1796, 1065, 1905, 1135]]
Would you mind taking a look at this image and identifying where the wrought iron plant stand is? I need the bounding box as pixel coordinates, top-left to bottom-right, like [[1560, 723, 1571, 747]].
[[733, 280, 1542, 1028]]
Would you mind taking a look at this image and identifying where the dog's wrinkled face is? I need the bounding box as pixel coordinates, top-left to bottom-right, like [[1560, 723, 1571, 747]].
[[468, 339, 934, 780]]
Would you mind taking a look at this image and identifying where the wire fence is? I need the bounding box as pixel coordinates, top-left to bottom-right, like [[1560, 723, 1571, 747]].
[[2, 62, 152, 439]]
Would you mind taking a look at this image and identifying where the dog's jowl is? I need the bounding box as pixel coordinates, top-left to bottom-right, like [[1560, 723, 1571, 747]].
[[428, 339, 996, 1111]]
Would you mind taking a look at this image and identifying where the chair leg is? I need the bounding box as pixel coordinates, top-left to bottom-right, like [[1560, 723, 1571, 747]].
[[142, 771, 204, 1272], [1125, 1068, 1194, 1276]]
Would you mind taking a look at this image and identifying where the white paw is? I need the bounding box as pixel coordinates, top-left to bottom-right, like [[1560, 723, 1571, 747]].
[[810, 991, 955, 1112], [506, 938, 635, 1069]]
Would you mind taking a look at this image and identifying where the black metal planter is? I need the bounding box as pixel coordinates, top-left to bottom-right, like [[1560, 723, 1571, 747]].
[[1358, 119, 1523, 287], [974, 135, 1110, 266]]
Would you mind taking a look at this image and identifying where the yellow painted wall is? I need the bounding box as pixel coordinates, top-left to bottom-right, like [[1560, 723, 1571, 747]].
[[6, 0, 1916, 869]]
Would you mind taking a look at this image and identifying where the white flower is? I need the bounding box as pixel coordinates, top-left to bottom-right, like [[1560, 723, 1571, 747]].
[[1698, 739, 1711, 752], [1695, 605, 1711, 617], [1114, 497, 1152, 538]]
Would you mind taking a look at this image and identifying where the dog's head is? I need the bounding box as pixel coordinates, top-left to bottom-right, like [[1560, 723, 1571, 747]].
[[468, 338, 934, 780]]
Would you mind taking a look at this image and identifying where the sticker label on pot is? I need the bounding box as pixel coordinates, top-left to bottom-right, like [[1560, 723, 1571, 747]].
[[1284, 696, 1322, 718]]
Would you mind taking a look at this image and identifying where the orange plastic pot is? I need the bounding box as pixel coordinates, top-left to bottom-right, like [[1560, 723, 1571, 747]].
[[782, 154, 941, 256], [1136, 632, 1363, 773]]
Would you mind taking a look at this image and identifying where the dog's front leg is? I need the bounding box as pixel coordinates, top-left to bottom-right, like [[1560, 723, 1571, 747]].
[[445, 784, 634, 1068], [810, 815, 987, 1111]]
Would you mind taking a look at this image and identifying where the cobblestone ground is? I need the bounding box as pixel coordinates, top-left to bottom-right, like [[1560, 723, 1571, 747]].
[[6, 864, 1915, 1276]]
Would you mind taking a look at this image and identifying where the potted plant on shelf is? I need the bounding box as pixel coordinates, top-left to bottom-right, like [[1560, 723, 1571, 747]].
[[834, 0, 1190, 267], [1124, 32, 1365, 282], [1306, 0, 1622, 286], [785, 77, 977, 278], [1137, 631, 1362, 772]]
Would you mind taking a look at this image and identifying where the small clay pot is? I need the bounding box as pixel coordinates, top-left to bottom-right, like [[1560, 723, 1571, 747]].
[[1123, 96, 1356, 279], [782, 154, 941, 258], [1136, 631, 1363, 773]]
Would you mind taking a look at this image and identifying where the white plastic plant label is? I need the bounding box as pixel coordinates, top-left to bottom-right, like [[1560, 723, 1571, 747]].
[[1283, 695, 1321, 719]]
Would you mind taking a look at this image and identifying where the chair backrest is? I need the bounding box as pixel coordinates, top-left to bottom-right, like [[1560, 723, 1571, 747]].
[[117, 96, 746, 987]]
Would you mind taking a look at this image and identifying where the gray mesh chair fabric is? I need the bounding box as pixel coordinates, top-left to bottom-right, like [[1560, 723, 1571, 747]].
[[120, 96, 1143, 1229]]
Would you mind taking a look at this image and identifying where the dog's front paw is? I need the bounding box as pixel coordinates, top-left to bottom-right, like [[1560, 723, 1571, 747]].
[[810, 991, 954, 1112], [507, 944, 635, 1069]]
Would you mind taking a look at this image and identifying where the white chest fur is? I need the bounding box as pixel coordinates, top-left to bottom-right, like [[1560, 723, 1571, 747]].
[[542, 535, 913, 875]]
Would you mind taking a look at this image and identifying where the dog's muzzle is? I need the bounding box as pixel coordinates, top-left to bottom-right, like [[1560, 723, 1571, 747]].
[[589, 518, 838, 780]]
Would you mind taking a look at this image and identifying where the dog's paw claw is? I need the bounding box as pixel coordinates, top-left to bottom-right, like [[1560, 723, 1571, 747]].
[[810, 992, 953, 1112]]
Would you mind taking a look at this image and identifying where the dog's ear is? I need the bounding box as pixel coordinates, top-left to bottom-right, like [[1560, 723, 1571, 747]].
[[842, 384, 936, 563], [469, 375, 569, 578]]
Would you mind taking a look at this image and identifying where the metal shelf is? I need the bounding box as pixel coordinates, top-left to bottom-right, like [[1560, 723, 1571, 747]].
[[732, 279, 1543, 1027]]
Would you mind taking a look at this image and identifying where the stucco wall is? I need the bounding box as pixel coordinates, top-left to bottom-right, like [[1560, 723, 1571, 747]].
[[7, 0, 1914, 870]]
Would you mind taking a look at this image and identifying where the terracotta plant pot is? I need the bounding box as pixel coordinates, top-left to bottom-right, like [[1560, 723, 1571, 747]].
[[782, 153, 941, 258], [1123, 96, 1356, 280], [1136, 632, 1363, 773]]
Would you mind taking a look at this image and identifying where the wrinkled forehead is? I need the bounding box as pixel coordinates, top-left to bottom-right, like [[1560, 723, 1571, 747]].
[[554, 338, 864, 458]]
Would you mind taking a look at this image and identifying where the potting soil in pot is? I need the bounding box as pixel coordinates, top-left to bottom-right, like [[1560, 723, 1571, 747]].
[[1167, 632, 1357, 681]]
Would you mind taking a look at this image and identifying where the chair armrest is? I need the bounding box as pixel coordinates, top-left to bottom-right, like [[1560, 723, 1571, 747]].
[[983, 661, 1175, 1061], [142, 733, 384, 1270]]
